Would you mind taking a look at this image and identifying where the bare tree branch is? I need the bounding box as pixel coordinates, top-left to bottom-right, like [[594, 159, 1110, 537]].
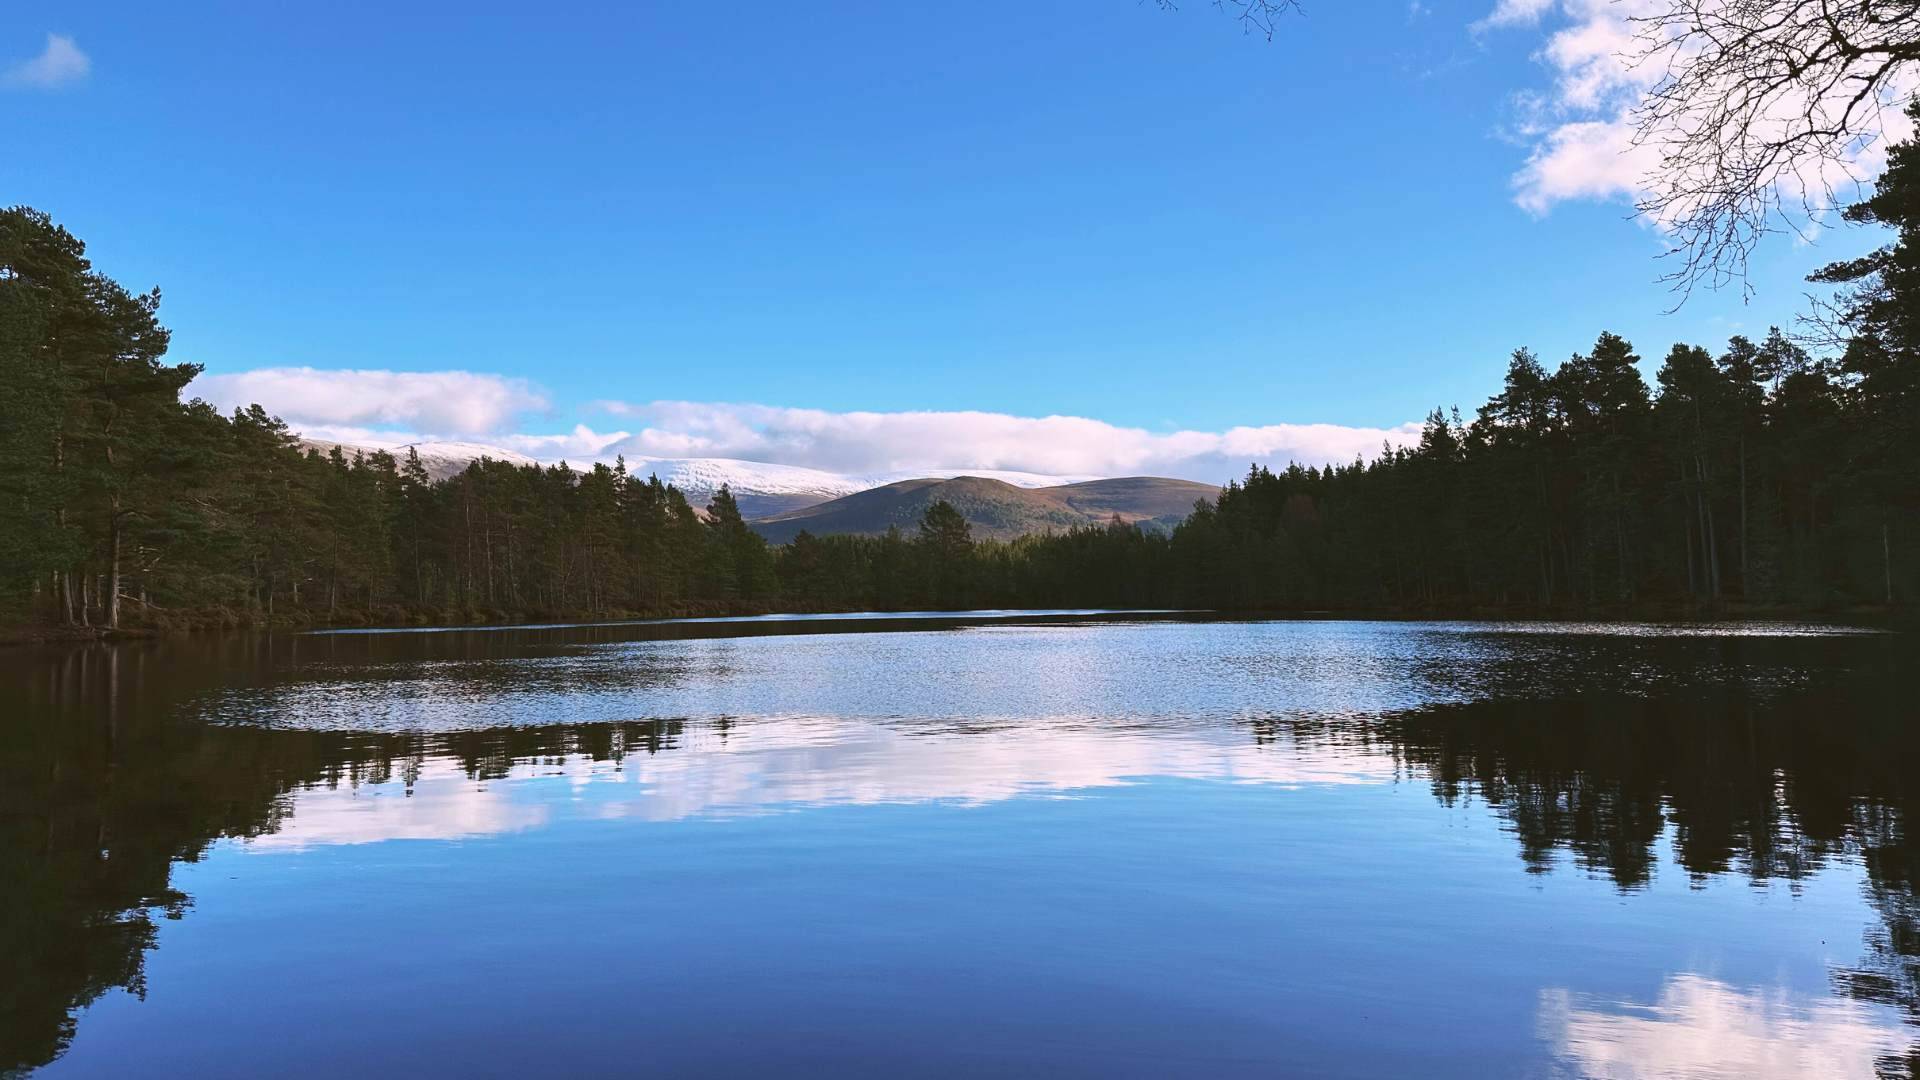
[[1626, 0, 1920, 299], [1152, 0, 1303, 41]]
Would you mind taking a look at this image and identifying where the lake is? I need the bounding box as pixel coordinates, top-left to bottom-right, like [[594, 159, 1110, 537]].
[[5, 614, 1916, 1078]]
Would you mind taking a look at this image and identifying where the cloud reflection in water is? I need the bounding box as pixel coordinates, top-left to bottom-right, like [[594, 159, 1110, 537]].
[[1540, 974, 1915, 1080], [244, 715, 1392, 849]]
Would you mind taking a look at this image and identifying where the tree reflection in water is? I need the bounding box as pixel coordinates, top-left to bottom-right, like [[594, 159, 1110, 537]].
[[3, 626, 1916, 1076]]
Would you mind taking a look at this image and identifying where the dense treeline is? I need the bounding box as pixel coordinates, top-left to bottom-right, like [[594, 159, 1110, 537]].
[[2, 108, 1915, 630], [1167, 324, 1914, 611]]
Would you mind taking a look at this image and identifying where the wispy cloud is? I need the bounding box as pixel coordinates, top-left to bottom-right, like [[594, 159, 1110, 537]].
[[190, 367, 550, 436], [1471, 0, 1554, 33], [4, 33, 89, 90], [1490, 0, 1672, 214]]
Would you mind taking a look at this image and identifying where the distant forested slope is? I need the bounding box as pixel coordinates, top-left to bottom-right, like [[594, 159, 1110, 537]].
[[750, 476, 1220, 543]]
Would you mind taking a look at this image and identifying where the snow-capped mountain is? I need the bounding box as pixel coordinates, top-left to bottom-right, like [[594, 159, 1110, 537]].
[[297, 438, 1099, 518], [298, 439, 541, 482], [402, 440, 543, 469]]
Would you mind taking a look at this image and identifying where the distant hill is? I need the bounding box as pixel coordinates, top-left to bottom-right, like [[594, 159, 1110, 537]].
[[749, 475, 1222, 543], [610, 457, 1096, 518], [293, 438, 1097, 518]]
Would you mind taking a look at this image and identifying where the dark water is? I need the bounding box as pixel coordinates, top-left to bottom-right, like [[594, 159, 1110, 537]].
[[5, 614, 1917, 1078]]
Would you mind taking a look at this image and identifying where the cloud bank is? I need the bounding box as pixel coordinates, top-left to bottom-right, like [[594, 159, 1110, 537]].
[[188, 366, 1418, 483], [4, 33, 89, 89], [592, 400, 1420, 481]]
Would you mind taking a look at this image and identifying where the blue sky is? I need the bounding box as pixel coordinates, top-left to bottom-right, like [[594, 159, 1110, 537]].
[[1, 1, 1892, 480]]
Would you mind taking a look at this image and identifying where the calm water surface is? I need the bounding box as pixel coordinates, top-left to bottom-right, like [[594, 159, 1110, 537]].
[[4, 614, 1916, 1078]]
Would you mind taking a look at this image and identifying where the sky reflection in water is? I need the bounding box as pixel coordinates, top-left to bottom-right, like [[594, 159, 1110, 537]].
[[5, 617, 1915, 1078]]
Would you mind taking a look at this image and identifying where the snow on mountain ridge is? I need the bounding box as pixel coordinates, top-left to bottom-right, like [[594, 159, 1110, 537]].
[[405, 440, 542, 466], [297, 438, 541, 478], [617, 457, 867, 498]]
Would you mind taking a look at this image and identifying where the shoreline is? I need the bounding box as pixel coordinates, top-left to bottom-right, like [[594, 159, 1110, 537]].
[[4, 600, 1909, 646]]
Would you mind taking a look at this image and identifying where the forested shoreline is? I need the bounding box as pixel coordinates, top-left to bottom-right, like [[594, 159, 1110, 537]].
[[3, 110, 1916, 636]]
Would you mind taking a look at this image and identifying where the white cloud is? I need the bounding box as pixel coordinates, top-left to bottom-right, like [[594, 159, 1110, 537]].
[[1513, 117, 1656, 214], [1538, 1, 1652, 111], [1490, 1, 1918, 222], [195, 366, 1420, 482], [591, 400, 1420, 482], [494, 424, 633, 460], [191, 367, 549, 436], [1487, 0, 1665, 214], [4, 33, 89, 89], [1472, 0, 1555, 32]]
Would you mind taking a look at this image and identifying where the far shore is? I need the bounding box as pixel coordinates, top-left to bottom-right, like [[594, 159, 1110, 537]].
[[6, 600, 1907, 647]]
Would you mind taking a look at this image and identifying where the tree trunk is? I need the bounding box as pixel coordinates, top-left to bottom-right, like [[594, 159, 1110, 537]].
[[1539, 543, 1552, 608], [107, 498, 122, 630], [1886, 519, 1895, 606], [102, 413, 118, 629], [1695, 455, 1719, 601], [1684, 489, 1697, 599], [463, 487, 474, 606], [1738, 433, 1749, 599], [1704, 482, 1720, 600], [1612, 471, 1630, 602]]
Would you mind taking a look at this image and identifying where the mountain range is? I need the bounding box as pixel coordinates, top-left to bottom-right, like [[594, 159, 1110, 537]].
[[298, 438, 1216, 536], [750, 475, 1222, 543], [613, 457, 1099, 517]]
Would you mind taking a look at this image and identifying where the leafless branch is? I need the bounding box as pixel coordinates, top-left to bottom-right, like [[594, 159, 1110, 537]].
[[1152, 0, 1303, 41], [1625, 0, 1920, 299]]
